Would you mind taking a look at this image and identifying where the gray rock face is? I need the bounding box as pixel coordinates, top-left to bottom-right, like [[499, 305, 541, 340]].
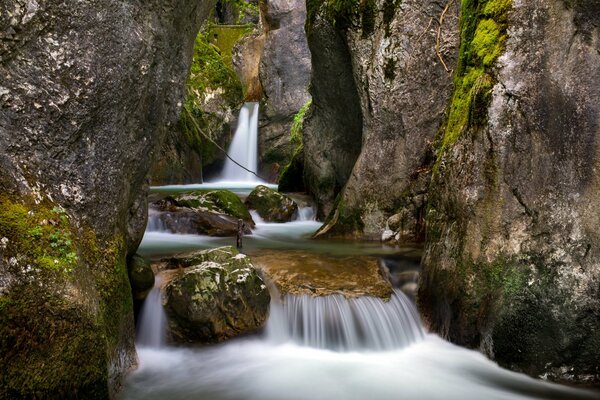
[[304, 0, 459, 228], [0, 0, 214, 397], [163, 247, 270, 343], [257, 0, 311, 176], [420, 0, 600, 384]]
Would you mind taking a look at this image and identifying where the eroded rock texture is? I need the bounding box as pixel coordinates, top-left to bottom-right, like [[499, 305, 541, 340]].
[[420, 0, 600, 384], [304, 0, 460, 234], [0, 0, 214, 397]]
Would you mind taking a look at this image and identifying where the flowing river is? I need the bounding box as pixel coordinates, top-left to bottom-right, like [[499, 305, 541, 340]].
[[123, 213, 596, 400], [123, 103, 597, 400]]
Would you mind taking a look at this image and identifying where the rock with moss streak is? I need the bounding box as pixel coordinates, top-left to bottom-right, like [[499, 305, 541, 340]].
[[151, 192, 254, 236], [304, 0, 459, 235], [420, 0, 600, 385], [245, 185, 298, 222], [0, 0, 215, 397], [163, 246, 270, 343]]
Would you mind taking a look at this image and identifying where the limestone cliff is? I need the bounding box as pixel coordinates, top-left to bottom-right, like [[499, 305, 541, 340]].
[[233, 0, 312, 180], [0, 0, 214, 397], [419, 0, 600, 384], [304, 0, 460, 233]]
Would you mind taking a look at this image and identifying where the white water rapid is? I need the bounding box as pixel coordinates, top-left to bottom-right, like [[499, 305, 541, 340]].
[[136, 277, 167, 348], [125, 288, 596, 400], [220, 102, 260, 183], [267, 289, 424, 351]]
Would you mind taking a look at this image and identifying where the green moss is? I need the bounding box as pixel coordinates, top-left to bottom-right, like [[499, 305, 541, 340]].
[[306, 0, 360, 30], [436, 0, 512, 159], [0, 197, 78, 273], [0, 194, 133, 398], [290, 99, 312, 149], [208, 25, 254, 68], [174, 190, 253, 223]]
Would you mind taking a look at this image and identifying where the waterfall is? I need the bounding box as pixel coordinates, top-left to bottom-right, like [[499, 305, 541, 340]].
[[137, 277, 167, 348], [267, 289, 424, 351], [220, 102, 260, 182]]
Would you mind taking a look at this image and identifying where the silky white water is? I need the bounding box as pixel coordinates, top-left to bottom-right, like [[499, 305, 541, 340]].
[[136, 277, 167, 348], [219, 102, 260, 183], [267, 289, 424, 351], [127, 290, 596, 400], [131, 189, 597, 400]]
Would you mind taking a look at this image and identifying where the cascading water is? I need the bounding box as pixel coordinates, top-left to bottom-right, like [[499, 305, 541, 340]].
[[220, 102, 260, 182], [267, 289, 423, 351], [136, 276, 167, 348]]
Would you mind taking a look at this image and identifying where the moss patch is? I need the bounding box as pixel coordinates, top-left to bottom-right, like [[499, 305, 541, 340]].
[[0, 197, 79, 273], [437, 0, 512, 158], [174, 190, 253, 223], [0, 195, 134, 398]]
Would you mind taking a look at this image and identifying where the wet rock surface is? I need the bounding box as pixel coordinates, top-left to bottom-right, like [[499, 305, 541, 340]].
[[161, 247, 270, 344], [252, 249, 392, 298], [151, 191, 254, 236]]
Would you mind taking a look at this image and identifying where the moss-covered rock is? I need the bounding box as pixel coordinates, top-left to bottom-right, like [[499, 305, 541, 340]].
[[173, 190, 254, 226], [162, 246, 270, 343], [245, 185, 298, 222], [0, 196, 135, 399], [128, 254, 155, 300]]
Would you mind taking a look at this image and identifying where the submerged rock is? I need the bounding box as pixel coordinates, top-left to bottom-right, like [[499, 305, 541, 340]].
[[252, 249, 392, 299], [245, 185, 298, 222], [162, 246, 270, 343]]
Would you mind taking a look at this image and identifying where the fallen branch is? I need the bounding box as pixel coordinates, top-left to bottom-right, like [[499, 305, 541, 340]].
[[436, 0, 455, 74]]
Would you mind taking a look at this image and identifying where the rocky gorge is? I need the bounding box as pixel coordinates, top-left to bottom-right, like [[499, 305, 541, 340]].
[[0, 0, 599, 398]]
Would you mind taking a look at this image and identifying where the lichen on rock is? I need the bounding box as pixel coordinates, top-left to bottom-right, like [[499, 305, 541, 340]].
[[161, 246, 270, 344]]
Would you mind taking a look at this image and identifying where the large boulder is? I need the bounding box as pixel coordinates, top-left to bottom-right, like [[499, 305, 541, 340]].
[[162, 247, 270, 343], [304, 0, 459, 233], [0, 0, 215, 397], [151, 191, 254, 236], [245, 185, 298, 222], [420, 0, 600, 385], [174, 190, 254, 226]]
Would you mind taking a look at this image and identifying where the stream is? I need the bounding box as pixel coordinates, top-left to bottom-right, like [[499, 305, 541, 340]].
[[123, 103, 596, 400], [124, 213, 596, 400]]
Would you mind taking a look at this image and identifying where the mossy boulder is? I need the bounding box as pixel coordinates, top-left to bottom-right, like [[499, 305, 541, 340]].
[[245, 185, 298, 222], [151, 194, 253, 237], [128, 254, 155, 300], [174, 190, 254, 226], [162, 246, 270, 343]]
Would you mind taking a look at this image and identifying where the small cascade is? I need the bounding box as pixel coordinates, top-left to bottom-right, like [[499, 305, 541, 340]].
[[294, 205, 316, 221], [220, 102, 260, 182], [267, 289, 424, 351], [137, 276, 167, 348], [146, 209, 167, 232]]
